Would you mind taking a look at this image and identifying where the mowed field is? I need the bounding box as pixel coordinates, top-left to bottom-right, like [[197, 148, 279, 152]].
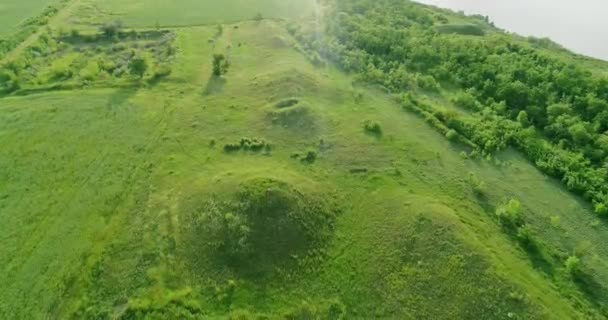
[[2, 0, 608, 319], [0, 0, 56, 35], [64, 0, 317, 29]]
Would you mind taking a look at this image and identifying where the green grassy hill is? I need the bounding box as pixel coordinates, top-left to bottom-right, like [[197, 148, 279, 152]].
[[1, 0, 608, 319]]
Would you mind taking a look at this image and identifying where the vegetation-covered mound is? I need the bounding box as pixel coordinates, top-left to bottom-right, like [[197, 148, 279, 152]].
[[266, 97, 316, 131], [187, 177, 337, 275], [251, 69, 319, 101]]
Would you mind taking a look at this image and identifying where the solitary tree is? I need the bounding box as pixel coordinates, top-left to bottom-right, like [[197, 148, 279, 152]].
[[129, 55, 149, 79], [212, 54, 230, 76], [100, 20, 123, 38]]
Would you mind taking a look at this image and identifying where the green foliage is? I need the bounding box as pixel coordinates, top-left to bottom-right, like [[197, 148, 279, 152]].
[[564, 256, 581, 275], [467, 172, 485, 195], [437, 23, 485, 36], [416, 74, 440, 92], [445, 129, 458, 141], [49, 61, 73, 80], [119, 287, 204, 320], [3, 29, 176, 89], [100, 20, 123, 38], [496, 199, 523, 228], [189, 178, 336, 272], [595, 203, 608, 216], [129, 54, 149, 79], [363, 120, 382, 134], [515, 224, 535, 248], [212, 53, 230, 76], [0, 68, 20, 92], [0, 1, 68, 59], [516, 111, 530, 127], [282, 299, 346, 320], [452, 91, 480, 111], [223, 137, 271, 153], [79, 60, 100, 81], [302, 150, 318, 163]]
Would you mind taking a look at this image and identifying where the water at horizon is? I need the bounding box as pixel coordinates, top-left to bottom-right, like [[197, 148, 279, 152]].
[[413, 0, 608, 61]]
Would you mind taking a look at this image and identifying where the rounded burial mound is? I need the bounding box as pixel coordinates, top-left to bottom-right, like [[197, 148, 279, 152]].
[[266, 97, 317, 131], [188, 177, 337, 274]]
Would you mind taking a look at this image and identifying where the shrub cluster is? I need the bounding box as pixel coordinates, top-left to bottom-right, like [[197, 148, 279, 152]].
[[189, 178, 337, 272], [0, 29, 176, 93], [223, 137, 271, 153]]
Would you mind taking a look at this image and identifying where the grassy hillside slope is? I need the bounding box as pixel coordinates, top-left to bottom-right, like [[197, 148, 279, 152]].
[[1, 0, 608, 319]]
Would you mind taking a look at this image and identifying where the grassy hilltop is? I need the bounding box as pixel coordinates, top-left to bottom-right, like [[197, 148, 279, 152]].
[[1, 0, 608, 319]]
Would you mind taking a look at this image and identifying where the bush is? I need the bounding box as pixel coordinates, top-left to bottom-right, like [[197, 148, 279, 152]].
[[49, 61, 73, 80], [79, 61, 99, 81], [452, 91, 480, 111], [224, 143, 241, 152], [128, 54, 149, 79], [416, 74, 440, 92], [99, 20, 123, 38], [0, 68, 20, 92], [445, 129, 458, 141], [495, 199, 523, 228], [118, 288, 203, 320], [302, 150, 317, 163], [594, 202, 607, 216], [98, 59, 117, 73], [515, 224, 535, 248], [223, 137, 270, 153], [467, 172, 485, 195], [283, 299, 346, 320], [565, 255, 581, 275], [212, 53, 230, 76], [363, 120, 382, 134]]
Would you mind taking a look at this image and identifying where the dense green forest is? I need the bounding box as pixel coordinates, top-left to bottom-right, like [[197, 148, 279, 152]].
[[296, 0, 608, 216]]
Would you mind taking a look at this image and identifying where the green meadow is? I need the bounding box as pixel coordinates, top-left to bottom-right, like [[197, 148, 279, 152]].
[[63, 0, 317, 29], [1, 0, 608, 319], [0, 0, 56, 35]]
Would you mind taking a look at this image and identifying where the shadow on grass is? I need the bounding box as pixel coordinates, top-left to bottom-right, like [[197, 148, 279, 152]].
[[364, 130, 383, 139], [203, 75, 226, 95], [573, 271, 608, 308], [520, 240, 555, 277]]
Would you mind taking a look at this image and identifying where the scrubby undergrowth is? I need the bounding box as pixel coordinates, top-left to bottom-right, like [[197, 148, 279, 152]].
[[185, 177, 338, 276]]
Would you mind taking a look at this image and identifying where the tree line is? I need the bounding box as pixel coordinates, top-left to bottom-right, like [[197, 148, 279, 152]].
[[296, 0, 608, 216]]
